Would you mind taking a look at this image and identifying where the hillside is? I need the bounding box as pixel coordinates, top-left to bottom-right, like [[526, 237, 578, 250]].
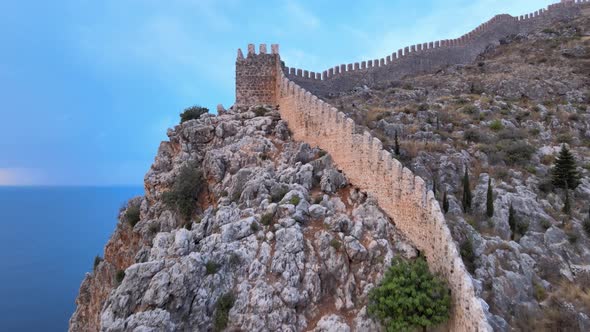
[[330, 7, 590, 331]]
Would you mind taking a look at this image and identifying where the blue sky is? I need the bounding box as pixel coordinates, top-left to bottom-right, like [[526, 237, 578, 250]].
[[0, 0, 555, 186]]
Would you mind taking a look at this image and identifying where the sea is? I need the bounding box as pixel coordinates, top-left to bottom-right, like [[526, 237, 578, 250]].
[[0, 186, 144, 332]]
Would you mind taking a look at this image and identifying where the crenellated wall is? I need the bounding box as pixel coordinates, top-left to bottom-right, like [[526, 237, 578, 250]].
[[275, 71, 491, 332], [232, 1, 589, 330], [284, 0, 587, 97]]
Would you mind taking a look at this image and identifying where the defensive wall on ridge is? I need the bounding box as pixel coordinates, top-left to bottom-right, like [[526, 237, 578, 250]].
[[234, 1, 588, 331], [284, 0, 587, 97]]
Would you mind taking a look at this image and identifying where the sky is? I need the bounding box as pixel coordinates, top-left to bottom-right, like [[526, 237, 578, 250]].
[[0, 0, 556, 186]]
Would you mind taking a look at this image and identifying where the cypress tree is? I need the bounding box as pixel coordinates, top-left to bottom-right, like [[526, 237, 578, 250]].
[[462, 167, 472, 213], [442, 192, 449, 214], [432, 178, 437, 197], [486, 177, 494, 218], [508, 204, 516, 240], [552, 144, 581, 189], [394, 131, 400, 156]]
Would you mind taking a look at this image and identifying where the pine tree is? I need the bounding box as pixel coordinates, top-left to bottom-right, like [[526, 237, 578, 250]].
[[394, 131, 400, 156], [563, 182, 571, 216], [442, 192, 449, 214], [486, 177, 494, 218], [462, 167, 472, 213], [552, 144, 581, 189], [508, 204, 517, 240]]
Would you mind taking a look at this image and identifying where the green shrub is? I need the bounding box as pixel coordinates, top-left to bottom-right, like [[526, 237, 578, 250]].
[[498, 140, 536, 165], [124, 202, 141, 227], [567, 231, 578, 244], [250, 221, 260, 232], [551, 145, 581, 189], [463, 129, 486, 143], [534, 283, 547, 301], [93, 255, 103, 271], [367, 257, 451, 332], [162, 163, 204, 220], [253, 106, 268, 117], [330, 238, 342, 250], [540, 219, 552, 230], [149, 223, 160, 235], [460, 237, 476, 274], [271, 187, 289, 203], [180, 106, 208, 123], [490, 120, 503, 131], [213, 293, 235, 332], [115, 270, 125, 284], [289, 195, 301, 206], [205, 261, 220, 275], [260, 213, 275, 226]]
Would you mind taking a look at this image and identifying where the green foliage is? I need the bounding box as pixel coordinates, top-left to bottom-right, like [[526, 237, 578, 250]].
[[180, 106, 208, 123], [498, 140, 536, 166], [534, 283, 547, 301], [486, 178, 494, 218], [489, 120, 503, 131], [271, 187, 289, 203], [367, 257, 451, 332], [462, 167, 472, 213], [93, 255, 103, 271], [250, 221, 260, 232], [289, 195, 301, 206], [253, 106, 267, 117], [124, 202, 141, 227], [162, 163, 204, 220], [330, 238, 342, 250], [149, 223, 160, 235], [213, 293, 235, 332], [509, 204, 517, 240], [442, 192, 449, 214], [115, 270, 125, 284], [567, 231, 578, 244], [260, 212, 275, 226], [205, 261, 220, 275], [460, 237, 476, 274], [551, 145, 581, 190]]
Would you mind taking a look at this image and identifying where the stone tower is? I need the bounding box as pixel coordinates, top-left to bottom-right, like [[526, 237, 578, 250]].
[[235, 44, 280, 107]]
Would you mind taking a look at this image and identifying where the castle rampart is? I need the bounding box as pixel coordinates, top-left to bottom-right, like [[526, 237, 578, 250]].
[[282, 0, 586, 97], [233, 1, 588, 331]]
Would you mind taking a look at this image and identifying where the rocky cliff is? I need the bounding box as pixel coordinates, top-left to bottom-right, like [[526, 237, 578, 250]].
[[69, 106, 419, 331]]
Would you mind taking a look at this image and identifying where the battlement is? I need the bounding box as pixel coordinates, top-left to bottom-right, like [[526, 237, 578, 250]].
[[231, 3, 588, 329], [235, 43, 280, 107]]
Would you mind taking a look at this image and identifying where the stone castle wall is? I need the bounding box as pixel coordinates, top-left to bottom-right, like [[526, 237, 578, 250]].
[[276, 72, 490, 332], [284, 0, 586, 97], [233, 1, 588, 331]]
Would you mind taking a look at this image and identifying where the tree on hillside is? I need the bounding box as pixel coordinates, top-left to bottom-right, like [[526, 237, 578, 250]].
[[486, 177, 494, 218], [367, 257, 450, 332], [462, 167, 472, 213], [508, 204, 516, 240], [551, 145, 581, 190], [442, 192, 449, 214], [394, 131, 400, 156]]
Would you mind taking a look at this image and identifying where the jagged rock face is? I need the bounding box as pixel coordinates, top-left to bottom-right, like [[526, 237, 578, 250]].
[[70, 106, 417, 332], [330, 12, 590, 332]]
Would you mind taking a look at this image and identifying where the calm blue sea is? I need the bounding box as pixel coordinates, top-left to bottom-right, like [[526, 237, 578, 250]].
[[0, 186, 143, 332]]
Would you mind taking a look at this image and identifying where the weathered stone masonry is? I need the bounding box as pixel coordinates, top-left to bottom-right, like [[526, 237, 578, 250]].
[[234, 1, 588, 331]]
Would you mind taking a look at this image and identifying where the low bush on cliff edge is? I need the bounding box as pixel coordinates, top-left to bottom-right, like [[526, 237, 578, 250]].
[[367, 257, 450, 332], [180, 106, 208, 123], [162, 163, 204, 220], [124, 202, 141, 227], [213, 292, 235, 332]]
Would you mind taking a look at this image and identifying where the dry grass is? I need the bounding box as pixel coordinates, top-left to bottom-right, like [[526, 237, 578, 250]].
[[401, 140, 447, 158]]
